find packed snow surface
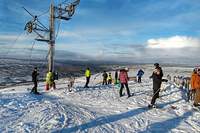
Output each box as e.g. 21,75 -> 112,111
0,67 -> 200,133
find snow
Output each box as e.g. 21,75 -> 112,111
0,67 -> 200,133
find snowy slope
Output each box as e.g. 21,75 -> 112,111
0,68 -> 200,133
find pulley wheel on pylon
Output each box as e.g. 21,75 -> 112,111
25,21 -> 34,33
66,4 -> 75,17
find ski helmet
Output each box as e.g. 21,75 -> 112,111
125,67 -> 129,71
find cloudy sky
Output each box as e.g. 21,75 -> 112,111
0,0 -> 200,64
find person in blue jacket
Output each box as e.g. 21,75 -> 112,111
137,69 -> 144,83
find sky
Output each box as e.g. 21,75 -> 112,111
0,0 -> 200,64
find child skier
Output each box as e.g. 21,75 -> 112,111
137,69 -> 144,83
107,73 -> 112,84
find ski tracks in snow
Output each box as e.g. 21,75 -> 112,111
1,76 -> 200,132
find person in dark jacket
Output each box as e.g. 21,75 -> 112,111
148,63 -> 163,108
115,70 -> 118,84
31,67 -> 39,94
102,71 -> 108,85
137,69 -> 144,83
53,71 -> 58,80
119,68 -> 131,97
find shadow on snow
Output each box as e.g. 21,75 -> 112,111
57,98 -> 183,133
138,111 -> 193,133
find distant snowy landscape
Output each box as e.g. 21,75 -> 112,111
1,64 -> 200,133
0,58 -> 115,88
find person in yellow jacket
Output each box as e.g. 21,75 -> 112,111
84,67 -> 91,88
193,68 -> 200,106
107,73 -> 112,84
45,71 -> 56,91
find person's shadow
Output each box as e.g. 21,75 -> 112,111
55,106 -> 148,133
74,84 -> 112,92
138,111 -> 193,133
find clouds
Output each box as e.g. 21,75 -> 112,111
147,36 -> 200,49
0,0 -> 200,64
88,35 -> 200,64
0,33 -> 37,47
0,34 -> 29,42
143,36 -> 200,63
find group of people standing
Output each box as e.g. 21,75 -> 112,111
82,67 -> 133,97
30,63 -> 162,108
83,67 -> 145,98
30,63 -> 200,108
31,67 -> 58,95
102,71 -> 113,85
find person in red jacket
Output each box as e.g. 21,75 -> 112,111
119,68 -> 131,97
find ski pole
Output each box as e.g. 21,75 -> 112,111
151,88 -> 161,98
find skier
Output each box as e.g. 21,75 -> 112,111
148,63 -> 163,108
192,68 -> 200,107
114,70 -> 119,84
137,69 -> 144,83
53,71 -> 58,80
107,72 -> 112,84
31,67 -> 39,94
45,70 -> 56,91
190,68 -> 198,101
173,76 -> 177,83
167,74 -> 171,81
102,71 -> 108,85
84,67 -> 91,88
119,68 -> 131,97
